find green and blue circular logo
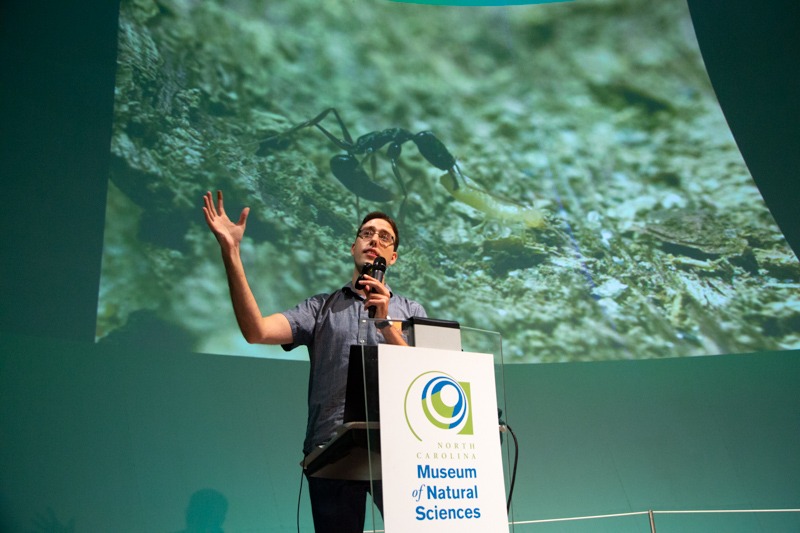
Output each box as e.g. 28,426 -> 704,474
405,371 -> 473,441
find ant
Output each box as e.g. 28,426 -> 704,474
258,108 -> 455,207
259,108 -> 545,228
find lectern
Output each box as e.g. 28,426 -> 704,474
303,319 -> 510,532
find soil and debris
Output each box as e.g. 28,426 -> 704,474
97,0 -> 800,362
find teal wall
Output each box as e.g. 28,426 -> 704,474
2,335 -> 798,531
1,334 -> 308,532
504,351 -> 800,531
1,0 -> 799,531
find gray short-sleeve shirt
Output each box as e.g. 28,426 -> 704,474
281,282 -> 426,455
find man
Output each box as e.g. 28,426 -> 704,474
202,190 -> 426,532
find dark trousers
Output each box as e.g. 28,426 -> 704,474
306,476 -> 384,533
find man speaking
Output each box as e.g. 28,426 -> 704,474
203,190 -> 426,532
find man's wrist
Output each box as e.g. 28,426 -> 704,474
376,315 -> 392,329
221,241 -> 242,260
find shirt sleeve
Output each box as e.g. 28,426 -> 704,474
280,293 -> 328,351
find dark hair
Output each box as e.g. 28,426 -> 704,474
358,211 -> 400,250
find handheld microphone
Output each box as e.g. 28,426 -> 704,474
371,257 -> 386,283
368,256 -> 387,318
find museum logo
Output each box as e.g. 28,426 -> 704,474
405,371 -> 473,441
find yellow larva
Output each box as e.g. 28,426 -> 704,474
440,169 -> 545,228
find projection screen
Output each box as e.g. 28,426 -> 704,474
97,0 -> 800,362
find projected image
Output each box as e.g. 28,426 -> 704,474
97,0 -> 800,362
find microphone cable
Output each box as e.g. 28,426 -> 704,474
500,422 -> 519,513
296,461 -> 305,533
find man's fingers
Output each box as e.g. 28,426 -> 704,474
216,190 -> 226,215
204,190 -> 250,229
203,191 -> 217,217
362,275 -> 387,292
237,207 -> 250,226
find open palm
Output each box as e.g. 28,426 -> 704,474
202,190 -> 249,249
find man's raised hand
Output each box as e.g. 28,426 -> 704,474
202,190 -> 250,250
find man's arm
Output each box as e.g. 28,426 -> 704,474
379,321 -> 407,346
203,190 -> 293,345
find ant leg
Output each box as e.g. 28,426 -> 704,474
312,123 -> 355,152
259,108 -> 356,154
308,106 -> 367,151
387,142 -> 410,221
285,108 -> 354,144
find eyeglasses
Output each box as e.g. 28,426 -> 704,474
357,228 -> 396,247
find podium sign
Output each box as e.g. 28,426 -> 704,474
376,344 -> 509,532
